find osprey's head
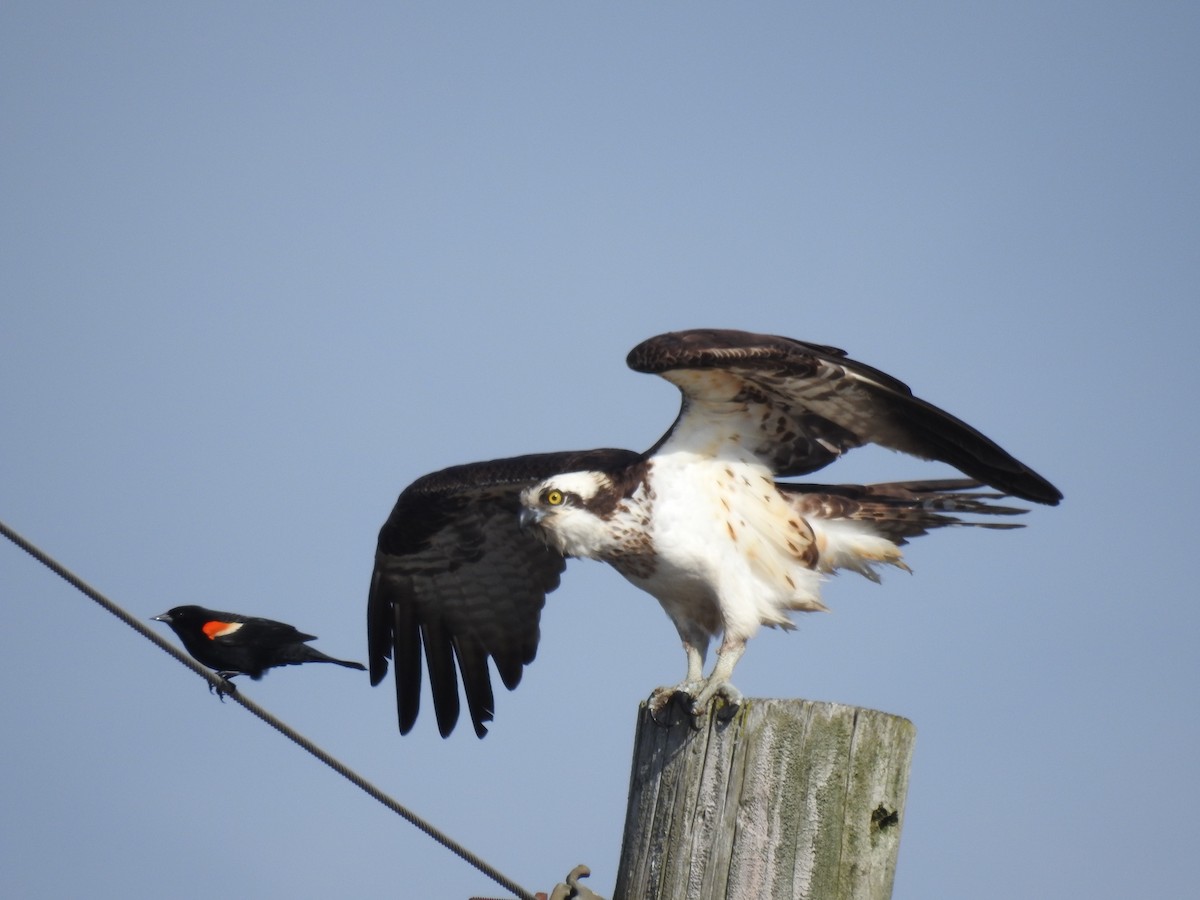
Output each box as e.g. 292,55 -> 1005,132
519,471 -> 616,559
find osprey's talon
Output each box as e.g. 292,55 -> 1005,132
713,693 -> 741,722
648,703 -> 677,727
690,680 -> 743,720
648,682 -> 704,726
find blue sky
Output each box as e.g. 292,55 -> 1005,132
2,3 -> 1197,898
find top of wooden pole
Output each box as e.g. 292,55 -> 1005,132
613,698 -> 916,900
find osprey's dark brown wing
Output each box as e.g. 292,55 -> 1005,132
368,448 -> 642,738
628,329 -> 1062,505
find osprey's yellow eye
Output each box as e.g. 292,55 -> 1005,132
545,489 -> 565,506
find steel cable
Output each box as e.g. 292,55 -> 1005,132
0,518 -> 537,900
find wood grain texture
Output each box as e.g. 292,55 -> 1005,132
613,699 -> 915,900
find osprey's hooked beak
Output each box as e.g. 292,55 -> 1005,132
518,507 -> 545,531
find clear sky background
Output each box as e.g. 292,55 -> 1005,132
2,4 -> 1196,898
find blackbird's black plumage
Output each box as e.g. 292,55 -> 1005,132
154,605 -> 366,683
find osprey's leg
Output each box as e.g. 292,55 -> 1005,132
647,637 -> 708,722
690,636 -> 745,717
681,640 -> 705,684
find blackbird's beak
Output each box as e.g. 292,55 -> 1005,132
152,612 -> 172,623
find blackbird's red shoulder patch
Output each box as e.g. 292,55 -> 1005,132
201,620 -> 242,640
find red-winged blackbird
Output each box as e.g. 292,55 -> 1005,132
153,605 -> 366,688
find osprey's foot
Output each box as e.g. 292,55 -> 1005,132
690,679 -> 743,722
647,681 -> 705,727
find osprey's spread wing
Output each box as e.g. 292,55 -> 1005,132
628,329 -> 1062,505
368,448 -> 641,737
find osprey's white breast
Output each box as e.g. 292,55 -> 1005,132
620,443 -> 826,643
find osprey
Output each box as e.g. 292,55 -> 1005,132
368,329 -> 1061,737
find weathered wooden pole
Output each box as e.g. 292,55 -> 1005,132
612,699 -> 915,900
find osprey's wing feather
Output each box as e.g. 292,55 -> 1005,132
368,448 -> 642,738
779,478 -> 1028,545
628,329 -> 1062,505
